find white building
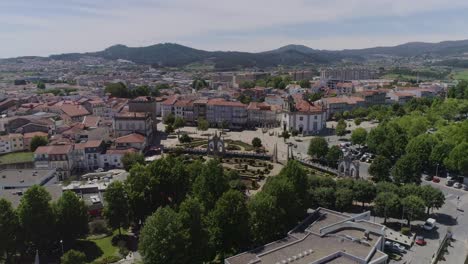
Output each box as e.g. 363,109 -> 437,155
281,95 -> 326,135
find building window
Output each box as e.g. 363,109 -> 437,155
299,117 -> 303,121
314,115 -> 318,120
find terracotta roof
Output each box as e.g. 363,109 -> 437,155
393,92 -> 415,97
106,147 -> 139,155
35,144 -> 73,155
24,131 -> 48,139
247,102 -> 273,111
174,99 -> 193,107
82,115 -> 101,128
61,104 -> 90,117
162,95 -> 178,106
75,140 -> 103,150
115,133 -> 146,144
292,95 -> 324,113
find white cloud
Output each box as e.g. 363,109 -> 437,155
1,0 -> 468,57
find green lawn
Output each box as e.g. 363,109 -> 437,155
0,152 -> 34,165
75,230 -> 126,263
451,69 -> 468,81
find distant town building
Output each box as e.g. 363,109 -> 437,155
113,112 -> 153,138
321,68 -> 377,81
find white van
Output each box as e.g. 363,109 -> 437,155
423,218 -> 436,230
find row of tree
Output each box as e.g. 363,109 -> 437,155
0,188 -> 88,262
104,82 -> 168,98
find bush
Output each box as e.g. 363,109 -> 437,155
401,227 -> 411,235
89,220 -> 110,235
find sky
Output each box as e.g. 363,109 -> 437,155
1,0 -> 468,58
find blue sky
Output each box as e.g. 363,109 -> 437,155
1,0 -> 468,58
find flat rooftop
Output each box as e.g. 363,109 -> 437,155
226,208 -> 387,264
0,168 -> 56,188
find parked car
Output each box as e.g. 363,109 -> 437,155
462,184 -> 468,191
385,241 -> 406,253
424,174 -> 432,181
94,168 -> 104,173
415,236 -> 426,246
432,177 -> 440,183
446,180 -> 455,187
454,182 -> 462,189
447,175 -> 454,181
422,218 -> 436,231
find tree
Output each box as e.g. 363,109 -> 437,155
335,188 -> 354,212
163,113 -> 175,125
61,250 -> 86,264
192,78 -> 208,90
325,145 -> 343,168
251,137 -> 262,149
376,181 -> 398,194
0,199 -> 19,262
173,117 -> 185,130
121,152 -> 145,171
105,82 -> 129,98
248,192 -> 283,245
179,134 -> 192,144
139,207 -> 187,264
192,159 -> 229,211
351,128 -> 367,146
353,180 -> 376,208
279,160 -> 309,208
17,185 -> 56,252
132,85 -> 150,97
313,187 -> 336,209
401,195 -> 425,226
30,136 -> 48,152
336,119 -> 347,136
221,120 -> 230,130
165,124 -> 175,134
419,185 -> 445,214
126,164 -> 153,224
55,191 -> 89,243
444,142 -> 468,176
405,134 -> 437,168
354,118 -> 362,126
104,181 -> 130,235
197,118 -> 209,131
374,192 -> 400,224
36,81 -> 46,89
369,156 -> 392,182
336,178 -> 355,190
392,153 -> 423,184
299,79 -> 310,88
178,197 -> 208,263
208,190 -> 249,256
308,137 -> 329,159
262,176 -> 300,231
281,130 -> 290,142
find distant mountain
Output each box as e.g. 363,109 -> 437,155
47,39 -> 468,69
340,39 -> 468,57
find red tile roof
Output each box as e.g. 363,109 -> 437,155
24,131 -> 48,139
61,104 -> 90,117
207,99 -> 246,107
35,144 -> 73,155
115,133 -> 146,144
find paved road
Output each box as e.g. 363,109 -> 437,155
402,178 -> 468,264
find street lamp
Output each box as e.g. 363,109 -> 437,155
60,240 -> 64,255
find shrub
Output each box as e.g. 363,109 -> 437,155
89,220 -> 110,235
401,227 -> 411,236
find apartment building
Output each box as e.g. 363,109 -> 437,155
115,133 -> 146,150
246,102 -> 279,127
113,112 -> 153,137
0,133 -> 24,154
128,96 -> 158,119
73,140 -> 104,171
173,99 -> 195,124
206,99 -> 247,128
319,96 -> 366,119
321,68 -> 376,81
34,144 -> 74,179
